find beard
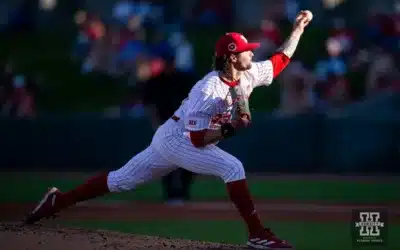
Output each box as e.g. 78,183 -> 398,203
245,62 -> 252,70
234,62 -> 252,71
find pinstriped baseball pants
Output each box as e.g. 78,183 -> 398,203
107,118 -> 245,192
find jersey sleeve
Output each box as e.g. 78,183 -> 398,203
249,52 -> 291,88
184,90 -> 215,131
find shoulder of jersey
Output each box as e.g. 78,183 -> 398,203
196,71 -> 221,95
243,62 -> 260,82
245,63 -> 257,76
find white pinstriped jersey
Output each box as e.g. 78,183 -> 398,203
173,60 -> 275,131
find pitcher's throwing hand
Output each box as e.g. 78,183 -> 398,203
294,10 -> 313,32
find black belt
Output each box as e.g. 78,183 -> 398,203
171,115 -> 180,122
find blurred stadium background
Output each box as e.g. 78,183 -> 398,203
0,1 -> 399,249
0,0 -> 398,171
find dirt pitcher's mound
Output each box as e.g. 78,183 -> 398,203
0,223 -> 247,250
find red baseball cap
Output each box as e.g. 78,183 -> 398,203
215,32 -> 260,57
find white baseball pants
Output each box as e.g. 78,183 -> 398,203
107,118 -> 245,192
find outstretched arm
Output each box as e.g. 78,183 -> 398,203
251,10 -> 313,86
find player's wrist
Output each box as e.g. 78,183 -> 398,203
220,123 -> 236,138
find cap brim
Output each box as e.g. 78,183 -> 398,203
242,42 -> 260,52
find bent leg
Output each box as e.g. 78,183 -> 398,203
158,133 -> 246,182
157,134 -> 265,237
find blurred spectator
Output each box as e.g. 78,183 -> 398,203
315,38 -> 347,82
72,10 -> 92,60
278,61 -> 318,116
315,37 -> 349,108
134,56 -> 165,84
114,28 -> 147,76
349,48 -> 371,70
148,29 -> 173,59
127,15 -> 143,32
324,74 -> 350,111
284,0 -> 299,22
323,0 -> 345,9
39,0 -> 58,11
366,50 -> 398,96
141,52 -> 196,204
113,0 -> 135,25
65,1 -> 397,120
194,0 -> 232,25
141,53 -> 195,129
251,19 -> 282,61
140,0 -> 165,27
148,57 -> 166,77
0,61 -> 40,119
4,74 -> 36,118
113,0 -> 163,28
80,15 -> 107,74
72,5 -> 190,90
168,31 -> 194,73
329,18 -> 355,55
366,10 -> 399,51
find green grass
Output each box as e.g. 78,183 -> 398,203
2,173 -> 399,203
63,220 -> 400,250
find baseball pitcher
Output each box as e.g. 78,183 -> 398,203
26,11 -> 312,249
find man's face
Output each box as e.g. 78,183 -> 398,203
231,50 -> 254,71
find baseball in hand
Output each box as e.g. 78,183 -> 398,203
295,10 -> 313,28
303,10 -> 313,22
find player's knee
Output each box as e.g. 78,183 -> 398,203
106,170 -> 137,192
221,159 -> 245,183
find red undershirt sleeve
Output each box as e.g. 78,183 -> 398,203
269,52 -> 291,78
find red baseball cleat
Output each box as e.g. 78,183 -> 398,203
25,187 -> 62,224
247,228 -> 293,249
